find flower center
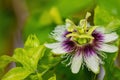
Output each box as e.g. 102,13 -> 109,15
65,12 -> 97,45
66,28 -> 94,45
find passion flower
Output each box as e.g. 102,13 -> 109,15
45,12 -> 118,74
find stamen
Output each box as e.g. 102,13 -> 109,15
85,12 -> 91,19
65,19 -> 76,32
77,27 -> 84,34
80,19 -> 87,32
66,33 -> 94,39
87,26 -> 98,35
79,12 -> 91,32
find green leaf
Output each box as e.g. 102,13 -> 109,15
103,52 -> 118,80
38,50 -> 61,73
30,45 -> 45,70
2,35 -> 46,80
25,34 -> 40,48
94,6 -> 120,33
13,35 -> 45,71
25,73 -> 43,80
97,0 -> 120,18
2,67 -> 31,80
13,48 -> 31,70
94,6 -> 115,26
113,67 -> 120,80
24,35 -> 45,70
48,74 -> 56,80
0,55 -> 15,70
0,55 -> 15,77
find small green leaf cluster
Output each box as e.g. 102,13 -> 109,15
0,35 -> 57,80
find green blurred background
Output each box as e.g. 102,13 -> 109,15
0,0 -> 95,56
0,0 -> 120,80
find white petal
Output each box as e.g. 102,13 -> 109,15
71,53 -> 83,74
95,27 -> 105,33
52,46 -> 67,54
45,43 -> 67,54
104,32 -> 118,43
44,43 -> 60,49
52,25 -> 67,41
84,54 -> 100,74
99,44 -> 118,53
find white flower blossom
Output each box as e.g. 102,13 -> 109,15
45,12 -> 118,74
